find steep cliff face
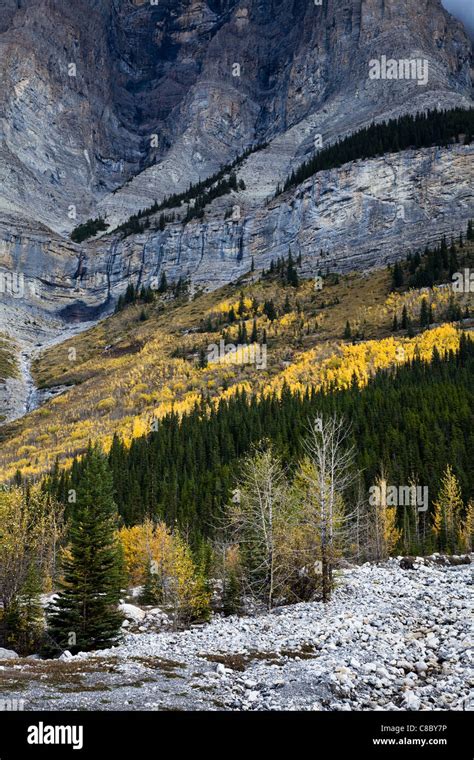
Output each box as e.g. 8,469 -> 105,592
0,0 -> 471,233
0,0 -> 472,336
0,144 -> 471,329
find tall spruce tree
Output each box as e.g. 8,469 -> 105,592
47,445 -> 123,653
392,261 -> 404,289
401,305 -> 408,329
419,297 -> 429,328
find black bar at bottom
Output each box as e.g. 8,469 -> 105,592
0,710 -> 470,758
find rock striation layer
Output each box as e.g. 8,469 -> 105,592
0,145 -> 472,324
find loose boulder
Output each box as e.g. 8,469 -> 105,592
0,648 -> 19,660
119,603 -> 146,623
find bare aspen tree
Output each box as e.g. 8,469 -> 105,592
211,519 -> 236,612
344,478 -> 373,563
229,443 -> 292,610
368,472 -> 401,561
297,415 -> 356,602
371,473 -> 387,561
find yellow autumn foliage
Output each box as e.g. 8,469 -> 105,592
265,323 -> 463,397
117,520 -> 210,622
0,253 -> 471,484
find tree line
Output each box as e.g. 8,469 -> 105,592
278,108 -> 474,195
71,216 -> 109,243
2,338 -> 472,656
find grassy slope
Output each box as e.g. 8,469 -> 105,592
0,336 -> 17,383
0,241 -> 472,480
0,336 -> 18,424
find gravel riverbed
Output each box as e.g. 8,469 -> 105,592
1,559 -> 472,711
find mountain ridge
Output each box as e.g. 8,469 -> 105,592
0,0 -> 471,234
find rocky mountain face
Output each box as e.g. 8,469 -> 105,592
0,0 -> 471,229
1,144 -> 471,325
0,0 -> 472,333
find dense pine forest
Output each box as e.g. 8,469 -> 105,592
392,222 -> 474,290
279,108 -> 474,194
44,335 -> 474,549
